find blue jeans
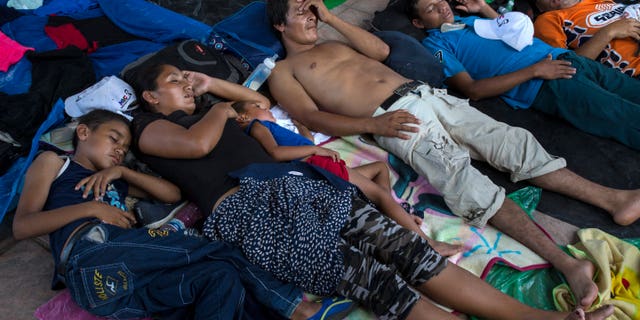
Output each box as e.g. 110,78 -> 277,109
64,224 -> 301,320
374,30 -> 444,88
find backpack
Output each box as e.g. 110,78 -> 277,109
207,1 -> 284,70
121,39 -> 249,85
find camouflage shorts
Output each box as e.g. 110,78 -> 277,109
336,196 -> 447,320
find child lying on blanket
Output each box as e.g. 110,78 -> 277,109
12,109 -> 349,320
232,100 -> 462,256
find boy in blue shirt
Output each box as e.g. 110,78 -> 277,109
12,109 -> 348,320
406,0 -> 640,150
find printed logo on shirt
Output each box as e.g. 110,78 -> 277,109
586,4 -> 625,27
434,50 -> 444,63
597,44 -> 637,76
562,19 -> 591,47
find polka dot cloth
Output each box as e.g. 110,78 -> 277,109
203,176 -> 356,295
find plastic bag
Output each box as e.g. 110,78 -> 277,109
507,186 -> 542,218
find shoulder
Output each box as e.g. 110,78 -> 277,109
28,151 -> 66,179
34,151 -> 65,167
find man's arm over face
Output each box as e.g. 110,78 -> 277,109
296,0 -> 390,61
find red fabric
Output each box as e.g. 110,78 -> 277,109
305,155 -> 350,181
45,24 -> 97,53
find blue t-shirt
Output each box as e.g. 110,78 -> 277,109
245,119 -> 314,147
422,16 -> 568,109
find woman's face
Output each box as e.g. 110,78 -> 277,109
146,65 -> 196,115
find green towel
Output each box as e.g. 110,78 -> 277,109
325,0 -> 346,9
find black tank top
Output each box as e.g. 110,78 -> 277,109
131,110 -> 273,213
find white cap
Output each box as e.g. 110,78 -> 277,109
473,12 -> 534,51
64,75 -> 137,121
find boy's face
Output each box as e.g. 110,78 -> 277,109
274,0 -> 319,45
241,102 -> 276,122
411,0 -> 454,30
145,65 -> 196,115
78,120 -> 131,171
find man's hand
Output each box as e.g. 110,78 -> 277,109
295,0 -> 334,23
370,110 -> 420,139
183,70 -> 213,96
455,0 -> 490,14
90,202 -> 136,229
76,167 -> 125,200
601,18 -> 640,41
531,54 -> 576,80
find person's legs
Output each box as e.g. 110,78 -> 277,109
65,224 -> 304,319
373,88 -> 599,309
373,86 -> 507,228
339,197 -> 614,320
487,198 -> 599,309
411,261 -> 615,320
528,167 -> 640,225
351,161 -> 391,192
346,168 -> 462,256
532,52 -> 640,150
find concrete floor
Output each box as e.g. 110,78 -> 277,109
0,0 -> 582,319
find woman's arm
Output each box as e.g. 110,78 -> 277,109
139,73 -> 269,159
185,70 -> 271,106
13,152 -> 135,240
138,102 -> 238,159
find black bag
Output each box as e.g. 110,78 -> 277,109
121,39 -> 249,85
371,0 -> 426,41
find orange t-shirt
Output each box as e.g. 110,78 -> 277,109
534,0 -> 640,77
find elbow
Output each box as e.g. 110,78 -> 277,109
12,222 -> 30,241
165,187 -> 182,204
376,43 -> 391,62
189,139 -> 216,158
465,89 -> 485,101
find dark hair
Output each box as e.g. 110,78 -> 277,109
131,63 -> 171,112
266,0 -> 289,32
404,0 -> 422,21
72,109 -> 130,149
231,101 -> 250,114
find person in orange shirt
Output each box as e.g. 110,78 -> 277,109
533,0 -> 640,77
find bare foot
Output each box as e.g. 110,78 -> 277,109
562,259 -> 599,310
563,305 -> 614,320
611,190 -> 640,226
427,238 -> 464,257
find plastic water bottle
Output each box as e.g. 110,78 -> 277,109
242,54 -> 278,90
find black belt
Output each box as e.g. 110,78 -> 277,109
380,80 -> 424,110
57,221 -> 100,277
